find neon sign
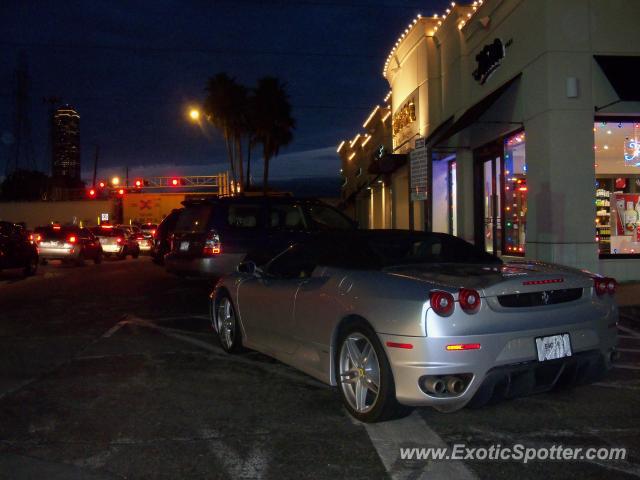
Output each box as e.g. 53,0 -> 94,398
624,138 -> 640,166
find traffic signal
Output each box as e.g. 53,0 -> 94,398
134,179 -> 143,188
117,188 -> 125,196
98,181 -> 106,188
88,188 -> 96,198
171,178 -> 179,186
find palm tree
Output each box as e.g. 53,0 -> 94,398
251,77 -> 295,194
203,73 -> 248,191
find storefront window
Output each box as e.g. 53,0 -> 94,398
503,132 -> 527,255
594,120 -> 640,255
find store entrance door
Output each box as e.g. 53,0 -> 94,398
475,145 -> 503,255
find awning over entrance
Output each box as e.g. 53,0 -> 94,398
428,73 -> 522,148
367,153 -> 407,175
594,55 -> 640,101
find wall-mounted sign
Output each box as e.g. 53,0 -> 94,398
101,213 -> 109,222
410,138 -> 428,201
472,38 -> 506,85
392,100 -> 416,135
624,138 -> 640,166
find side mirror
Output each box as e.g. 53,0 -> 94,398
237,260 -> 261,276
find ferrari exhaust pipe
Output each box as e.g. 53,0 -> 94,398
445,376 -> 465,395
423,377 -> 446,395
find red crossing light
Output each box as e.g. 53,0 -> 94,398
134,179 -> 143,188
98,181 -> 106,188
171,178 -> 179,186
118,188 -> 125,196
88,188 -> 96,197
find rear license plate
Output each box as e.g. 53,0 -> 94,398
535,333 -> 572,362
179,241 -> 189,252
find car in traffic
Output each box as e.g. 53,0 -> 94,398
210,230 -> 618,422
166,197 -> 356,277
0,221 -> 39,277
134,223 -> 157,253
151,210 -> 181,265
117,224 -> 153,253
36,225 -> 103,266
90,225 -> 140,259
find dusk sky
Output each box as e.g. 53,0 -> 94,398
1,0 -> 449,182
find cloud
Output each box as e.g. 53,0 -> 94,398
82,146 -> 341,182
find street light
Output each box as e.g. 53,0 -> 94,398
111,176 -> 120,186
189,108 -> 200,121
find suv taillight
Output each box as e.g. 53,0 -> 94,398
430,290 -> 455,317
203,230 -> 221,256
459,288 -> 481,314
594,277 -> 616,296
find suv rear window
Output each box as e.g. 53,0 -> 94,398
175,205 -> 213,233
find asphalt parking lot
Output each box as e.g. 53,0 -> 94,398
1,257 -> 639,479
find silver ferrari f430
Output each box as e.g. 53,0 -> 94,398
210,230 -> 618,422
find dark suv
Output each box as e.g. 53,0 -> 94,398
165,197 -> 355,277
0,221 -> 39,277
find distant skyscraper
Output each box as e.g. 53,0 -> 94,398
52,105 -> 80,179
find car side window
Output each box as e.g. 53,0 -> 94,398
227,204 -> 263,229
305,204 -> 354,231
269,204 -> 308,231
266,245 -> 317,279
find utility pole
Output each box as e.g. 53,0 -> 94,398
43,95 -> 61,176
92,144 -> 99,187
8,52 -> 36,175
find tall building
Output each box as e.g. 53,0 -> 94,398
52,105 -> 80,180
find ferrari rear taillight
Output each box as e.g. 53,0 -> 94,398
459,288 -> 481,314
594,277 -> 616,296
430,291 -> 454,317
203,230 -> 221,256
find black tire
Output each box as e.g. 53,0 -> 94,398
213,292 -> 245,354
118,248 -> 127,260
132,247 -> 140,259
94,251 -> 103,264
335,321 -> 412,423
104,253 -> 111,259
75,250 -> 85,267
23,255 -> 38,277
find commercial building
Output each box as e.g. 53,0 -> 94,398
340,0 -> 640,280
52,105 -> 81,180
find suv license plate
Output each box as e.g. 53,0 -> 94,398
535,333 -> 572,362
179,241 -> 189,252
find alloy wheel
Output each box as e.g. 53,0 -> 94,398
338,332 -> 381,413
217,297 -> 235,350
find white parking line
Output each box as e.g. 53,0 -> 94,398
363,411 -> 477,480
618,325 -> 640,338
613,363 -> 640,371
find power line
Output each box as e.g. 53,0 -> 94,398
0,41 -> 382,60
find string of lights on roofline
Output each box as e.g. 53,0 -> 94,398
336,91 -> 392,154
383,1 -> 484,77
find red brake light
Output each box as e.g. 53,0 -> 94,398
116,237 -> 123,244
459,288 -> 481,314
67,235 -> 76,243
594,277 -> 616,296
52,225 -> 61,230
150,229 -> 156,236
446,343 -> 481,351
430,291 -> 454,317
203,230 -> 221,256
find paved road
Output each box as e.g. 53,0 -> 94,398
0,258 -> 639,479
